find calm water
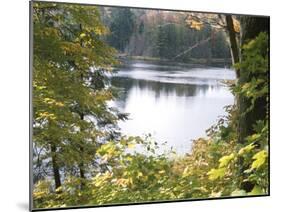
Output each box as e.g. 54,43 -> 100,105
110,60 -> 236,154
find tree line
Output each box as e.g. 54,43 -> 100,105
100,7 -> 231,63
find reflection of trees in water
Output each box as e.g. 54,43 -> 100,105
119,60 -> 230,71
111,77 -> 219,108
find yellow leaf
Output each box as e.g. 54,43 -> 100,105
207,168 -> 226,180
137,171 -> 143,178
80,33 -> 86,38
190,20 -> 204,30
233,18 -> 240,33
251,150 -> 267,169
55,101 -> 64,107
238,143 -> 256,155
127,143 -> 136,149
55,186 -> 62,192
219,153 -> 235,168
182,166 -> 189,177
33,191 -> 46,199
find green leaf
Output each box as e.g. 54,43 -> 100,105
248,185 -> 263,195
246,134 -> 261,143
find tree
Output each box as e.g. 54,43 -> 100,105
225,15 -> 240,76
186,14 -> 269,145
107,8 -> 135,52
211,31 -> 230,59
157,25 -> 169,58
32,2 -> 125,190
237,17 -> 269,144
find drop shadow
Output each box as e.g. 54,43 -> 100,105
16,202 -> 29,211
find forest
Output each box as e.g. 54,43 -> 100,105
32,2 -> 269,209
100,6 -> 231,64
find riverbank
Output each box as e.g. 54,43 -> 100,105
117,54 -> 232,67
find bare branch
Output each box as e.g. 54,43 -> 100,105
173,37 -> 211,59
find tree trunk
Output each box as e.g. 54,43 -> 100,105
79,163 -> 85,179
237,16 -> 269,144
79,112 -> 86,189
225,15 -> 240,77
79,158 -> 85,189
50,143 -> 61,189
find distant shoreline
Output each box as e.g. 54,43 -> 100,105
117,54 -> 233,68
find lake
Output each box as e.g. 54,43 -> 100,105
110,60 -> 236,154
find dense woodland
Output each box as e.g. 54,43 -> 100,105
100,7 -> 231,63
32,2 -> 269,209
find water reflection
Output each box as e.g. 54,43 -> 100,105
112,77 -> 218,107
110,60 -> 235,154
